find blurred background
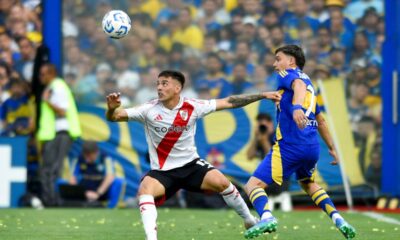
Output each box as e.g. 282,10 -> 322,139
0,0 -> 399,212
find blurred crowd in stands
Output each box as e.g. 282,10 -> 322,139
0,0 -> 384,195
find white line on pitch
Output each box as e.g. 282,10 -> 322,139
361,212 -> 400,225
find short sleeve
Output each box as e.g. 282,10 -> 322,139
277,70 -> 298,90
125,101 -> 154,122
49,86 -> 69,110
104,157 -> 115,176
188,98 -> 216,118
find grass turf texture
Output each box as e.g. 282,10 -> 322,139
0,209 -> 398,240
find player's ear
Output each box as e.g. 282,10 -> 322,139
175,82 -> 182,92
290,56 -> 296,66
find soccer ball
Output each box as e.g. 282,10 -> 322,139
102,10 -> 131,39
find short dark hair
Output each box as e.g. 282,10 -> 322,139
256,113 -> 272,122
41,63 -> 58,76
275,45 -> 306,70
82,140 -> 99,154
158,70 -> 185,87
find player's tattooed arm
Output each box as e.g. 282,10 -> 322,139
216,92 -> 281,110
228,93 -> 265,108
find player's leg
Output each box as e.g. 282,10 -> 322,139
299,180 -> 356,239
243,176 -> 277,238
295,143 -> 356,239
244,177 -> 273,221
200,168 -> 258,229
137,176 -> 166,240
243,142 -> 297,238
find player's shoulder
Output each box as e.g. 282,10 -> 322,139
277,68 -> 298,79
142,99 -> 160,107
183,97 -> 211,106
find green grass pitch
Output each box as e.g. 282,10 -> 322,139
0,209 -> 399,239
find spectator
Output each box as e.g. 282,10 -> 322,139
15,37 -> 35,82
284,0 -> 320,41
195,53 -> 232,98
114,53 -> 140,104
135,67 -> 159,104
350,31 -> 373,68
364,60 -> 381,108
0,78 -> 33,136
0,61 -> 11,104
228,40 -> 255,76
344,0 -> 384,22
359,7 -> 380,50
267,24 -> 286,53
37,63 -> 81,206
247,113 -> 275,161
173,6 -> 204,50
270,0 -> 293,23
182,49 -> 205,84
324,7 -> 355,51
230,62 -> 253,94
316,27 -> 333,64
347,83 -> 370,131
68,140 -> 125,208
309,0 -> 329,23
196,0 -> 223,33
261,8 -> 280,29
365,144 -> 382,189
138,39 -> 157,72
328,48 -> 349,79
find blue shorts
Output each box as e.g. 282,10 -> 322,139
253,141 -> 319,185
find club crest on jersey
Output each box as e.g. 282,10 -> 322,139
179,110 -> 189,121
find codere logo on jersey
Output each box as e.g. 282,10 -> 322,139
155,125 -> 191,133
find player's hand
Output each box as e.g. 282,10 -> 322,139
85,190 -> 100,201
329,148 -> 339,165
293,109 -> 308,129
263,91 -> 281,103
106,92 -> 121,110
42,88 -> 51,101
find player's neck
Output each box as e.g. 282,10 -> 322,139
162,96 -> 181,110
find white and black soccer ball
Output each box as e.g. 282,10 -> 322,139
102,10 -> 131,39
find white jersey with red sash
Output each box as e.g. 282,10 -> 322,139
125,97 -> 216,171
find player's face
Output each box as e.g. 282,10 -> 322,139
273,51 -> 294,72
156,76 -> 182,102
84,151 -> 98,163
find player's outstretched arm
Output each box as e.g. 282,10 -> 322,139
316,113 -> 339,165
106,92 -> 128,122
215,92 -> 281,111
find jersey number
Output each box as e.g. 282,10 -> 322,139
196,159 -> 213,169
304,85 -> 316,117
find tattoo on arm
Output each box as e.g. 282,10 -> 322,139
227,93 -> 264,108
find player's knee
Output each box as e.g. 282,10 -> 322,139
244,178 -> 266,195
298,180 -> 318,194
137,186 -> 151,196
217,178 -> 231,192
298,180 -> 310,191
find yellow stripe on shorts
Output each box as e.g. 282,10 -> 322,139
271,143 -> 283,185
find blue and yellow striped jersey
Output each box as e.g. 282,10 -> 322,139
275,68 -> 320,145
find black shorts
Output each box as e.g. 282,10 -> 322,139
144,159 -> 215,205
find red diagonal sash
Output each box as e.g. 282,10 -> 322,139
156,102 -> 194,169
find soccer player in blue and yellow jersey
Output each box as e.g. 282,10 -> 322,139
243,45 -> 356,239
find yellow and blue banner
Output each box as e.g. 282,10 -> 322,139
76,96 -> 361,198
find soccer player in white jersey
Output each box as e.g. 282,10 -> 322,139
106,70 -> 281,240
